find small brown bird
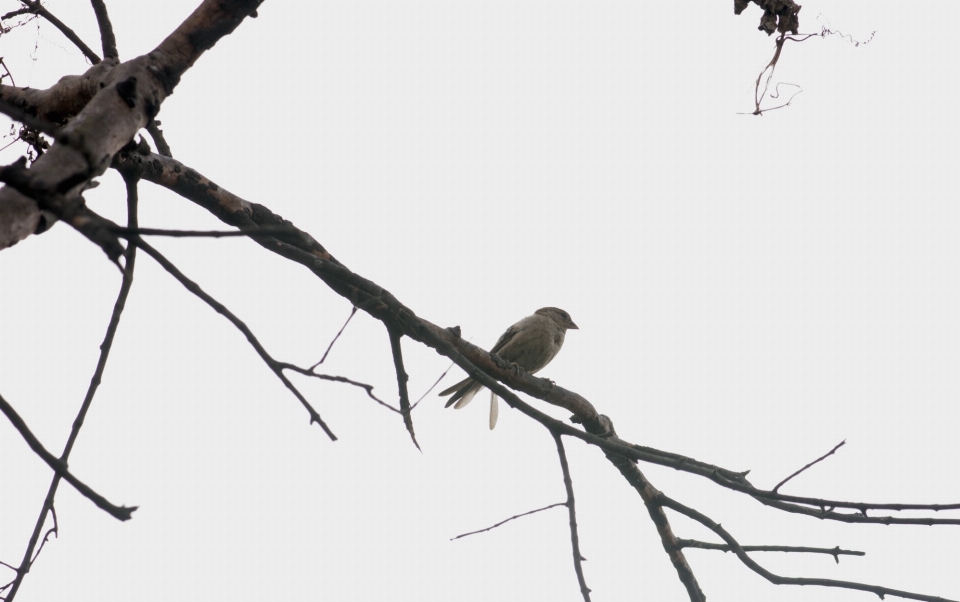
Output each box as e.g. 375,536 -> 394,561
439,307 -> 578,429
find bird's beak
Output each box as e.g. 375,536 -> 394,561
568,321 -> 579,330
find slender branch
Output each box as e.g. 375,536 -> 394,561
552,432 -> 591,602
89,0 -> 118,61
387,326 -> 419,451
660,495 -> 956,602
0,392 -> 136,521
279,363 -> 399,414
130,237 -> 337,441
4,169 -> 141,602
774,440 -> 846,493
19,0 -> 101,64
111,151 -> 960,527
451,503 -> 567,540
310,306 -> 357,370
677,539 -> 865,563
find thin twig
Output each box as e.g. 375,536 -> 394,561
279,363 -> 400,414
310,306 -> 357,370
19,0 -> 101,64
5,171 -> 141,602
89,0 -> 118,60
130,238 -> 337,441
774,440 -> 846,493
388,325 -> 420,451
0,392 -> 136,521
553,432 -> 591,602
451,503 -> 567,540
660,495 -> 957,602
677,539 -> 864,563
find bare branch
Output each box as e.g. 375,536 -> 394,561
19,0 -> 101,64
4,167 -> 141,601
310,306 -> 357,370
89,0 -> 118,61
387,326 -> 420,451
130,237 -> 337,441
0,0 -> 264,253
145,119 -> 172,157
0,392 -> 136,521
677,539 -> 865,563
660,495 -> 956,602
451,503 -> 567,540
774,439 -> 846,493
111,150 -> 960,529
553,433 -> 591,602
279,362 -> 400,414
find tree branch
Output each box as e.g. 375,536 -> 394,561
19,0 -> 101,64
387,325 -> 420,451
553,432 -> 591,602
450,503 -> 567,541
774,439 -> 846,493
89,0 -> 118,61
0,0 -> 264,253
676,539 -> 865,563
4,164 -> 141,601
0,392 -> 137,521
660,495 -> 956,602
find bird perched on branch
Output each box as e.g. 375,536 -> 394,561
439,307 -> 578,429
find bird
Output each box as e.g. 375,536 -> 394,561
439,307 -> 578,429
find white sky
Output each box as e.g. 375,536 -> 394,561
1,1 -> 958,601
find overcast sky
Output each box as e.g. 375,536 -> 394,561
2,1 -> 959,601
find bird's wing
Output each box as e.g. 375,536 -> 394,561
489,321 -> 524,355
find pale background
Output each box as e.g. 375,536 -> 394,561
1,1 -> 958,601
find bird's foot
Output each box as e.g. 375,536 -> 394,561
538,378 -> 556,393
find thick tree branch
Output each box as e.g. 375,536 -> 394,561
0,0 -> 264,253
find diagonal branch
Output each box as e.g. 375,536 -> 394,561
0,0 -> 264,253
89,0 -> 118,61
109,150 -> 960,527
0,392 -> 137,521
552,432 -> 591,602
129,237 -> 336,440
774,439 -> 846,493
4,166 -> 141,601
451,503 -> 567,541
660,495 -> 956,602
387,325 -> 420,451
19,0 -> 101,64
